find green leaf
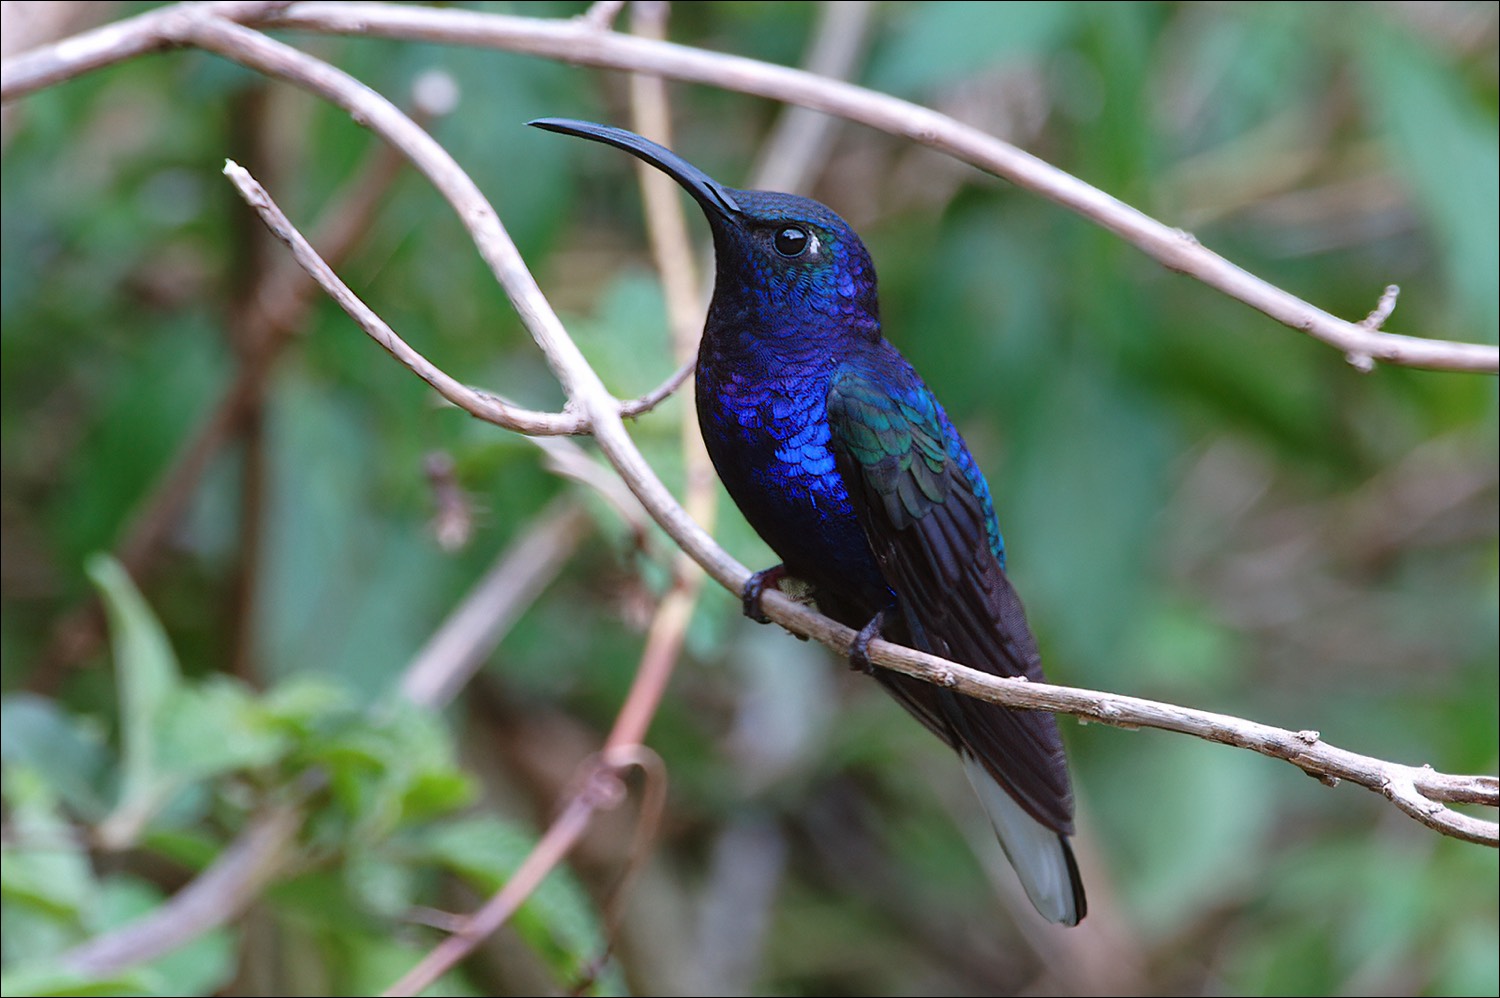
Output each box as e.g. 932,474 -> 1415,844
398,770 -> 474,824
86,554 -> 181,848
343,846 -> 417,919
1,769 -> 97,969
136,825 -> 223,872
419,817 -> 610,984
153,678 -> 289,783
0,694 -> 111,819
0,964 -> 152,998
0,767 -> 96,919
260,677 -> 352,732
293,697 -> 473,841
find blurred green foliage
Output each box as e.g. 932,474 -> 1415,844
2,2 -> 1496,995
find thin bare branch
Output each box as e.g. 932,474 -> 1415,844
385,791 -> 594,997
398,500 -> 591,707
1362,284 -> 1401,330
3,2 -> 1494,371
194,16 -> 693,436
386,538 -> 700,995
619,355 -> 695,419
257,2 -> 1497,374
227,164 -> 583,432
384,750 -> 654,998
748,0 -> 875,194
527,435 -> 656,549
0,0 -> 284,97
572,743 -> 670,995
580,0 -> 627,33
59,791 -> 305,977
391,14 -> 726,986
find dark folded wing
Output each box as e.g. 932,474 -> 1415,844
826,362 -> 1074,834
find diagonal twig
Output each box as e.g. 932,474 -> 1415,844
394,8 -> 732,989
261,2 -> 1498,375
4,2 -> 1494,372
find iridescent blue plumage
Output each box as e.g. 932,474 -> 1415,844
531,118 -> 1085,925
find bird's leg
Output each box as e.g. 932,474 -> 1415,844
848,607 -> 890,675
741,564 -> 789,624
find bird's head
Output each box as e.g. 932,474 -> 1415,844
530,118 -> 881,337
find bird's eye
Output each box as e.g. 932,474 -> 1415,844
773,226 -> 810,257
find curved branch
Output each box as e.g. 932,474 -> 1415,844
199,1 -> 1494,844
219,9 -> 1498,847
394,9 -> 863,987
262,2 -> 1495,374
619,355 -> 695,420
4,3 -> 1494,372
0,0 -> 284,97
1,5 -> 692,439
397,500 -> 591,707
57,794 -> 305,977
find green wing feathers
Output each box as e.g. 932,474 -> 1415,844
826,364 -> 1075,833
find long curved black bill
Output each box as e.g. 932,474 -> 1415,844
528,117 -> 741,218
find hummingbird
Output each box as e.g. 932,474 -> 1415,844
531,118 -> 1085,925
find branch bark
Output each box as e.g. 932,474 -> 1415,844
3,2 -> 1495,371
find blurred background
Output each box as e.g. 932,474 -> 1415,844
2,2 -> 1496,995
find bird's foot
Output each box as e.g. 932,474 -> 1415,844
849,609 -> 888,675
741,565 -> 788,624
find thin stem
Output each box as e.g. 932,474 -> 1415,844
748,0 -> 874,195
394,11 -> 728,990
398,500 -> 591,708
258,2 -> 1498,374
5,4 -> 1494,371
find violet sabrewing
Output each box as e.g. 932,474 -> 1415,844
530,118 -> 1086,925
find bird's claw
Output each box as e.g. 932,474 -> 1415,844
741,565 -> 788,624
849,609 -> 888,675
